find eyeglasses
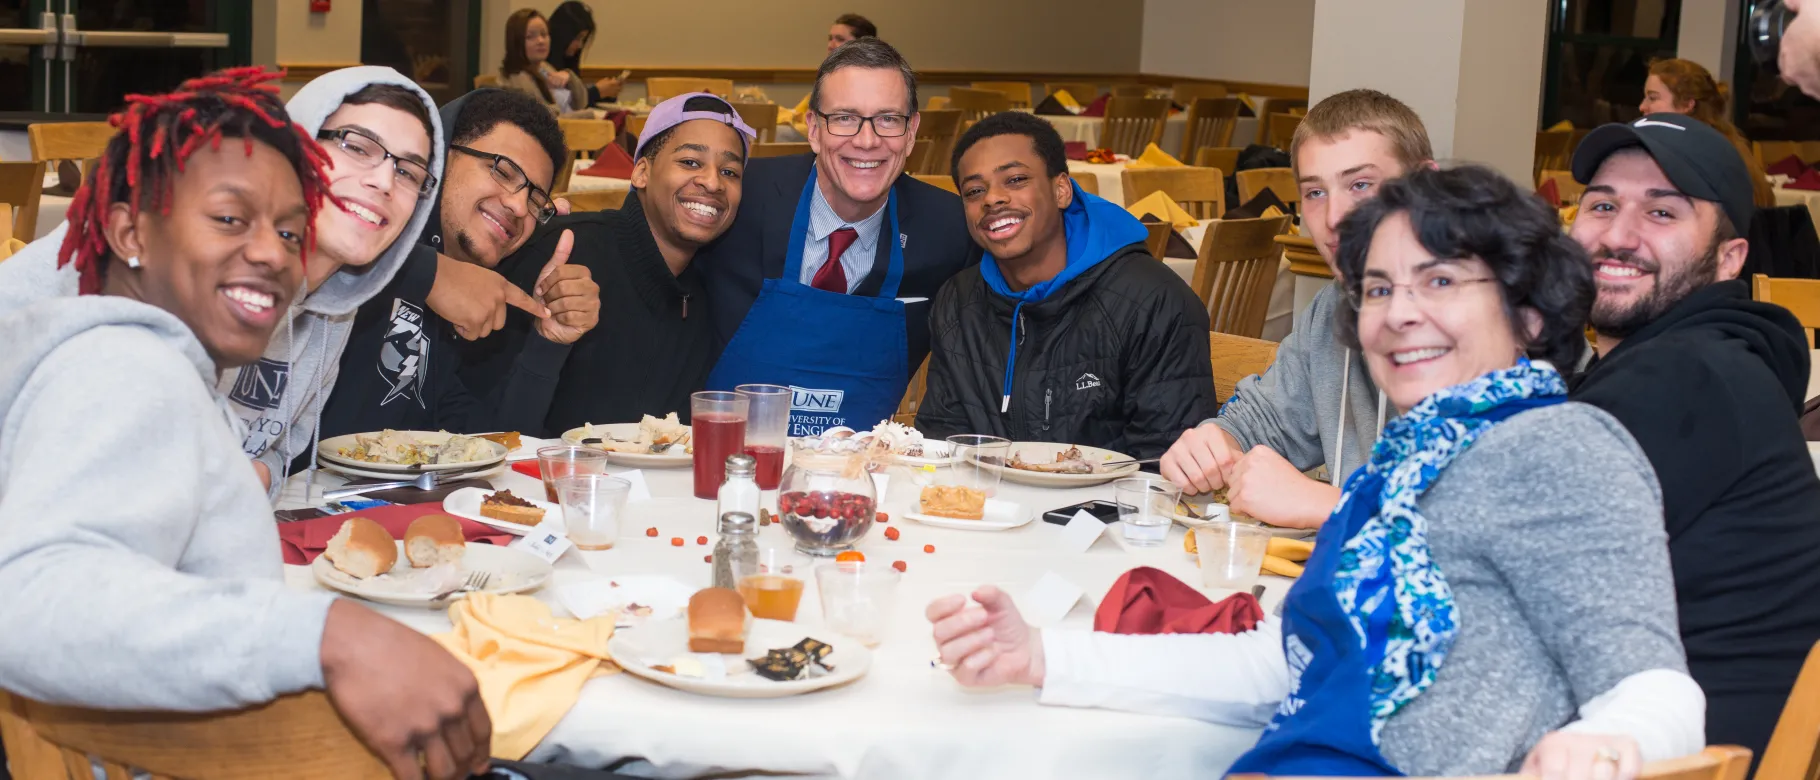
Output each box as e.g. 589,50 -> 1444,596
317,127 -> 437,197
815,111 -> 911,138
1347,273 -> 1498,311
449,144 -> 556,224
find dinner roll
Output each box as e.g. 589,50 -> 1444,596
687,587 -> 748,654
405,514 -> 466,568
325,516 -> 397,579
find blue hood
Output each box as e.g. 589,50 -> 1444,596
981,182 -> 1149,413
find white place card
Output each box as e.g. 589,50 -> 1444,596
510,528 -> 574,564
1059,509 -> 1110,553
1022,571 -> 1087,627
615,469 -> 654,503
870,472 -> 890,502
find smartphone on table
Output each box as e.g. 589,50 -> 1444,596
1042,500 -> 1121,525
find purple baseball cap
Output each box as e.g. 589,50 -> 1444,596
633,92 -> 758,159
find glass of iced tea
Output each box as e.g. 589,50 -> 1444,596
735,546 -> 805,621
536,445 -> 609,503
735,383 -> 791,490
691,391 -> 749,499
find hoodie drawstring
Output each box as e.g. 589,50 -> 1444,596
1331,347 -> 1389,487
1001,301 -> 1026,414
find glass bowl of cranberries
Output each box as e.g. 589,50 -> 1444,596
776,451 -> 878,556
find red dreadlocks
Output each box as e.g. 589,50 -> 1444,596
57,65 -> 338,295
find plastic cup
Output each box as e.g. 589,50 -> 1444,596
736,383 -> 791,490
692,391 -> 749,499
1194,522 -> 1271,590
943,434 -> 1011,498
556,474 -> 630,550
814,561 -> 901,647
736,545 -> 806,621
537,445 -> 609,503
1114,476 -> 1181,547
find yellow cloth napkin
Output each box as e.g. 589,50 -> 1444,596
1053,89 -> 1082,112
0,237 -> 26,264
1127,142 -> 1185,169
431,593 -> 620,760
784,93 -> 811,137
1256,204 -> 1301,236
1547,119 -> 1574,132
1559,203 -> 1578,228
1126,191 -> 1197,229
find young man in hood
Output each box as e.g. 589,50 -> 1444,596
1567,114 -> 1820,762
1158,89 -> 1434,528
316,87 -> 600,443
913,113 -> 1213,458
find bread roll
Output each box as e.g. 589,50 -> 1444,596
405,514 -> 466,568
324,516 -> 397,579
687,587 -> 748,653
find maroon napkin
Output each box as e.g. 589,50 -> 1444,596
1769,154 -> 1810,178
1080,93 -> 1112,118
1536,177 -> 1561,206
1094,566 -> 1263,635
279,502 -> 514,565
1065,141 -> 1089,161
577,143 -> 634,179
1787,168 -> 1820,191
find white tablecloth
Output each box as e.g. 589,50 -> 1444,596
1066,160 -> 1130,205
280,462 -> 1286,779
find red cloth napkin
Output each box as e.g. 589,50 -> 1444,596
1080,93 -> 1112,118
1769,154 -> 1810,178
279,502 -> 514,565
1094,566 -> 1264,635
577,143 -> 634,179
1536,177 -> 1560,206
1065,141 -> 1089,161
512,461 -> 543,479
1788,168 -> 1820,191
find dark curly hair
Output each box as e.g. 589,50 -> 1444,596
1333,164 -> 1594,370
449,88 -> 567,191
950,111 -> 1068,182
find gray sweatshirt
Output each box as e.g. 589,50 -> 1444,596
0,67 -> 445,499
0,296 -> 335,710
1213,281 -> 1384,482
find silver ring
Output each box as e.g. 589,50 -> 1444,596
1595,746 -> 1621,764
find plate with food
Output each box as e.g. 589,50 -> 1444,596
905,486 -> 1031,531
1172,491 -> 1316,539
310,515 -> 553,608
469,432 -> 558,462
317,430 -> 507,474
977,443 -> 1141,488
847,420 -> 955,468
608,588 -> 870,698
441,487 -> 559,535
562,413 -> 692,468
318,460 -> 505,482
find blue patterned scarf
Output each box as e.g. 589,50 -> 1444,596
1330,359 -> 1567,739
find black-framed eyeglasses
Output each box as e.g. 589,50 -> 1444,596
317,127 -> 438,197
814,111 -> 911,138
449,144 -> 556,224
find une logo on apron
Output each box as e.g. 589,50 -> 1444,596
788,385 -> 846,437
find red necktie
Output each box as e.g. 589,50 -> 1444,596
812,227 -> 858,294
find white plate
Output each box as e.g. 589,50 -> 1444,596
317,460 -> 504,482
609,618 -> 870,699
893,440 -> 954,468
1171,502 -> 1316,539
905,498 -> 1032,531
310,541 -> 552,608
505,435 -> 558,462
441,486 -> 560,536
317,431 -> 507,473
979,443 -> 1141,488
561,424 -> 692,468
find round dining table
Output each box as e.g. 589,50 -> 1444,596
280,455 -> 1290,779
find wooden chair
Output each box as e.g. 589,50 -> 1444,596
913,109 -> 963,176
554,118 -> 617,192
646,77 -> 733,101
1755,274 -> 1820,347
1045,82 -> 1100,102
473,73 -> 498,88
1537,169 -> 1585,207
730,102 -> 779,144
1171,82 -> 1228,105
1195,147 -> 1243,181
970,81 -> 1032,110
948,87 -> 1010,124
0,160 -> 45,242
1100,97 -> 1171,159
1757,140 -> 1803,167
1209,332 -> 1279,408
1265,112 -> 1303,151
1181,97 -> 1243,161
1110,84 -> 1151,98
0,690 -> 390,779
555,188 -> 628,212
1141,222 -> 1172,260
1121,166 -> 1226,219
29,121 -> 115,181
1535,129 -> 1575,180
1192,214 -> 1290,338
626,114 -> 649,139
912,174 -> 958,194
1070,173 -> 1100,197
1760,640 -> 1820,780
924,95 -> 951,111
1255,99 -> 1307,144
1237,167 -> 1298,208
750,142 -> 812,159
893,356 -> 931,426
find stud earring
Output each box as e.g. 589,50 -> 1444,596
124,256 -> 140,269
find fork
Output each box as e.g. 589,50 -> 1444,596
429,570 -> 492,605
323,471 -> 442,501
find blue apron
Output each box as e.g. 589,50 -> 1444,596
705,168 -> 910,437
1229,398 -> 1558,777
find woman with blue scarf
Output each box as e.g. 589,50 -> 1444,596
926,166 -> 1704,778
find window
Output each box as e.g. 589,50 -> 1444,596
1542,0 -> 1683,128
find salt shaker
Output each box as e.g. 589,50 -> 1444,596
717,454 -> 760,521
712,511 -> 759,590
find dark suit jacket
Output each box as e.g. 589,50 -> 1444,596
695,154 -> 981,377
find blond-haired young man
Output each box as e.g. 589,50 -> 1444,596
1160,89 -> 1435,528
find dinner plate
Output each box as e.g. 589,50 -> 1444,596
976,443 -> 1141,488
609,618 -> 870,699
310,541 -> 552,608
441,486 -> 561,536
317,460 -> 504,482
317,431 -> 507,474
503,435 -> 558,462
904,498 -> 1032,531
1171,502 -> 1316,539
892,439 -> 954,469
561,424 -> 692,468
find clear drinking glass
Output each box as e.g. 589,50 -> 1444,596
815,561 -> 901,647
735,545 -> 806,621
557,474 -> 631,550
537,445 -> 609,503
1194,522 -> 1271,590
943,434 -> 1011,498
735,383 -> 791,490
1114,476 -> 1181,547
692,391 -> 750,499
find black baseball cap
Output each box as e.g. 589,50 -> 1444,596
1570,113 -> 1756,235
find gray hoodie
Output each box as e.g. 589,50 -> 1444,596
1212,281 -> 1386,483
0,67 -> 444,499
0,296 -> 335,710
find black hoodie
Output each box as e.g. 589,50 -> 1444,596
1570,278 -> 1820,758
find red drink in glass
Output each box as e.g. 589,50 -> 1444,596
743,444 -> 786,490
693,413 -> 748,498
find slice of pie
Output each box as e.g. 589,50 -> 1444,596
918,485 -> 986,520
479,489 -> 545,526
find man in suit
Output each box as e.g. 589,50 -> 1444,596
696,37 -> 978,436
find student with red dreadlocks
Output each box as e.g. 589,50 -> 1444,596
0,67 -> 492,779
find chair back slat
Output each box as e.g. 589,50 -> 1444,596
1100,97 -> 1170,159
1182,97 -> 1242,160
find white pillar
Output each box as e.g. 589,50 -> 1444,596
1678,0 -> 1741,82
